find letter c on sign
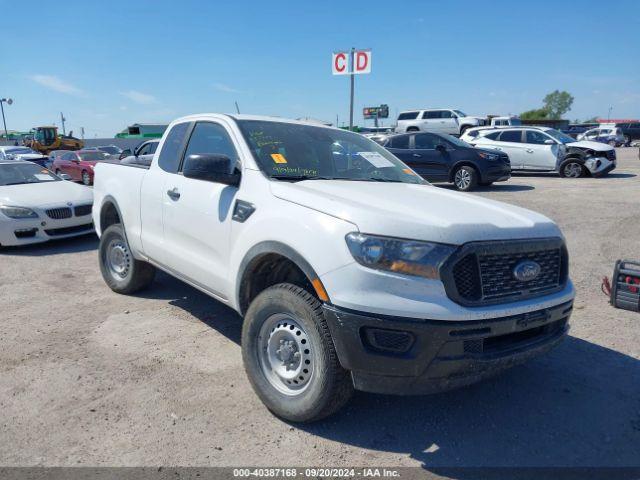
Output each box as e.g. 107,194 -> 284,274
334,53 -> 347,74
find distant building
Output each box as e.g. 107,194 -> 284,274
115,123 -> 168,139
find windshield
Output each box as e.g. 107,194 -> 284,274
545,129 -> 576,144
98,146 -> 122,155
237,120 -> 426,184
78,151 -> 111,161
453,110 -> 467,118
0,163 -> 59,186
443,134 -> 470,148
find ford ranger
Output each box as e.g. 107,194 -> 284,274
93,114 -> 575,422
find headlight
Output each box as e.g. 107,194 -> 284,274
477,152 -> 499,161
0,206 -> 38,219
345,233 -> 456,279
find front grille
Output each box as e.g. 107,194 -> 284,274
74,204 -> 92,216
443,239 -> 568,306
605,150 -> 616,161
44,223 -> 93,237
46,207 -> 72,219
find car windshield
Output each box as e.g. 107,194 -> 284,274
78,151 -> 111,161
545,129 -> 577,144
237,120 -> 426,184
443,134 -> 470,148
98,146 -> 122,154
0,163 -> 59,186
453,110 -> 467,118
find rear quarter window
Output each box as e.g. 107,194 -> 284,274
397,112 -> 419,121
157,122 -> 191,173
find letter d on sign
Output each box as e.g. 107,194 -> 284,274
354,50 -> 371,74
332,52 -> 349,75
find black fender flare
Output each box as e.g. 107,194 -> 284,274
98,195 -> 125,235
236,241 -> 321,314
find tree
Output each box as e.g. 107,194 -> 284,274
542,90 -> 574,119
520,108 -> 550,120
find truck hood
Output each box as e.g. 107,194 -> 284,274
0,180 -> 93,208
567,140 -> 613,151
270,181 -> 560,245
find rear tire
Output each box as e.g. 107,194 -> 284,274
242,283 -> 353,423
99,224 -> 155,294
453,165 -> 478,191
608,140 -> 617,147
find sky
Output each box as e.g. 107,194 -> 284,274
1,0 -> 639,138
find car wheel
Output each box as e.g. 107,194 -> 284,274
99,224 -> 156,294
55,169 -> 61,175
242,283 -> 353,423
608,140 -> 617,147
560,160 -> 585,178
407,127 -> 419,132
81,170 -> 92,186
624,135 -> 630,146
453,165 -> 478,191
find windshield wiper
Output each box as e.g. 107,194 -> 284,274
3,181 -> 29,186
271,175 -> 349,182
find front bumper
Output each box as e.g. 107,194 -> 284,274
586,156 -> 616,177
0,212 -> 95,246
323,300 -> 572,395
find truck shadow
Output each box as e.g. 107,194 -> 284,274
135,274 -> 640,472
437,184 -> 535,192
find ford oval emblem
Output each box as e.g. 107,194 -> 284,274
513,260 -> 541,282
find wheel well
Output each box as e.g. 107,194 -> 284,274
407,127 -> 419,132
238,253 -> 315,314
100,201 -> 121,232
450,162 -> 479,182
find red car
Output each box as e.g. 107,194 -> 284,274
52,150 -> 118,185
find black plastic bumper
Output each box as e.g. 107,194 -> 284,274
482,165 -> 511,183
323,301 -> 572,395
591,161 -> 616,177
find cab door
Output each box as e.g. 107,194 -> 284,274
409,133 -> 450,180
491,130 -> 527,169
160,120 -> 240,300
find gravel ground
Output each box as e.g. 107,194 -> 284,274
1,148 -> 639,474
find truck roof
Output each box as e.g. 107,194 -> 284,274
173,113 -> 336,129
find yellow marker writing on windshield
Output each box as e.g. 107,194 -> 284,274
271,153 -> 288,164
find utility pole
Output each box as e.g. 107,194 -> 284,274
349,47 -> 355,131
0,98 -> 13,140
234,101 -> 241,114
607,106 -> 613,122
60,112 -> 66,135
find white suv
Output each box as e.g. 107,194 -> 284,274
466,126 -> 616,177
395,109 -> 482,136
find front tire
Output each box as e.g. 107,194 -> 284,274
99,224 -> 155,294
559,160 -> 585,178
453,165 -> 478,191
81,170 -> 92,186
242,283 -> 353,423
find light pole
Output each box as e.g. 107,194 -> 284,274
607,106 -> 613,122
0,98 -> 13,140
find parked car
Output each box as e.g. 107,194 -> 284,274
561,124 -> 596,139
47,150 -> 70,170
380,132 -> 510,191
469,126 -> 616,177
52,150 -> 119,185
0,146 -> 49,167
489,116 -> 521,127
614,122 -> 640,145
93,114 -> 574,422
118,139 -> 160,167
395,109 -> 482,136
0,161 -> 94,246
577,127 -> 625,147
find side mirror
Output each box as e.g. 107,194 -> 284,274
183,154 -> 240,186
544,139 -> 555,145
119,149 -> 132,160
59,173 -> 72,181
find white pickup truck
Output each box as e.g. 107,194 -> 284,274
93,114 -> 575,422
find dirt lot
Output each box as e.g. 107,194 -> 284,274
1,149 -> 639,474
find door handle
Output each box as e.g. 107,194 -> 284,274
166,188 -> 180,200
412,153 -> 422,157
526,149 -> 534,153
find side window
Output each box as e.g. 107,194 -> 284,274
157,122 -> 190,173
137,143 -> 151,156
397,111 -> 419,121
183,122 -> 239,172
414,133 -> 438,149
525,130 -> 550,145
497,130 -> 522,143
388,135 -> 409,149
423,111 -> 440,119
484,131 -> 501,140
440,110 -> 453,119
149,142 -> 159,154
61,152 -> 74,160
